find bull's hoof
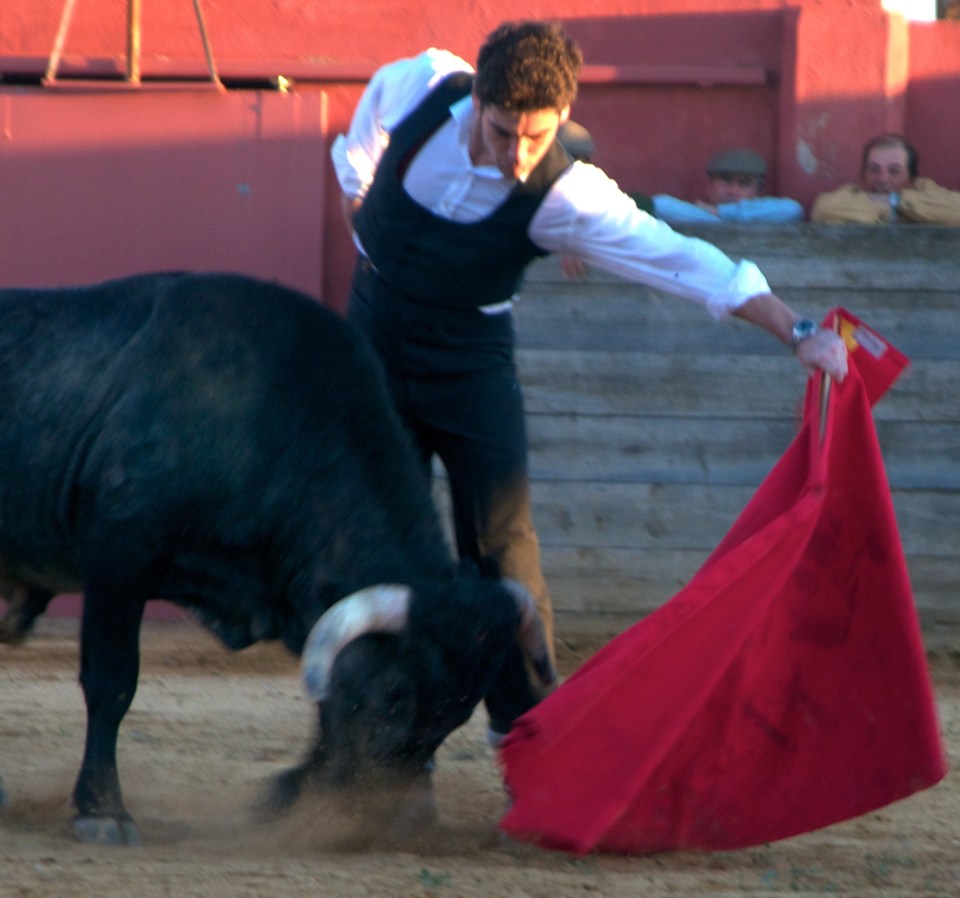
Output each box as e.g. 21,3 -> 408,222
395,780 -> 438,829
257,765 -> 310,818
73,815 -> 141,846
378,772 -> 439,847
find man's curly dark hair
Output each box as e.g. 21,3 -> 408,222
474,21 -> 583,112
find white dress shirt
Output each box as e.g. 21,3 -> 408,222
331,49 -> 771,318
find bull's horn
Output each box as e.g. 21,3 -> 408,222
501,579 -> 558,687
301,584 -> 412,701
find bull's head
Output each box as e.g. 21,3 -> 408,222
299,577 -> 555,783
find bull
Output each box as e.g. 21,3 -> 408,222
0,271 -> 555,845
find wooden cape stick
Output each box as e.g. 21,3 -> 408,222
818,315 -> 842,444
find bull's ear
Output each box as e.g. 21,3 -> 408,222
501,579 -> 557,687
301,585 -> 411,701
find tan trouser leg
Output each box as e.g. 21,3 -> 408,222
480,479 -> 555,663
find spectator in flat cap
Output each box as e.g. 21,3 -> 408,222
654,148 -> 804,225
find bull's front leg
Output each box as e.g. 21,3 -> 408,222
73,579 -> 146,845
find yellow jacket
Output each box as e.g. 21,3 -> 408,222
811,178 -> 960,225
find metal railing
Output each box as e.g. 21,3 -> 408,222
44,0 -> 222,88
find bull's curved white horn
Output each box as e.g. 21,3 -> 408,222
501,579 -> 558,687
301,584 -> 412,701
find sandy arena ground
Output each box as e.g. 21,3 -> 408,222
1,617 -> 958,897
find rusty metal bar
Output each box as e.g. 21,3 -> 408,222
44,0 -> 80,84
191,0 -> 223,89
127,0 -> 142,85
43,0 -> 222,89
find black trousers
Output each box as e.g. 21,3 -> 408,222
347,259 -> 552,730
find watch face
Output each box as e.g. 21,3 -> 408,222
792,319 -> 817,348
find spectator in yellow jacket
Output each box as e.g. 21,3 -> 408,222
812,133 -> 960,225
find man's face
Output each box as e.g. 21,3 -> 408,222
706,174 -> 762,205
473,100 -> 569,181
860,145 -> 913,194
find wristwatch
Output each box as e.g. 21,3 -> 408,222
791,318 -> 818,352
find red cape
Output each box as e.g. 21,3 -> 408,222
500,309 -> 947,854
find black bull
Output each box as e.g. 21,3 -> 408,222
0,272 -> 554,844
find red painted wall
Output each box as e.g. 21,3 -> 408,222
1,1 -> 958,310
905,21 -> 960,187
0,88 -> 326,295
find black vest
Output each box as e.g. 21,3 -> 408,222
353,73 -> 572,309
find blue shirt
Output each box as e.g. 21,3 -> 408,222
654,194 -> 805,225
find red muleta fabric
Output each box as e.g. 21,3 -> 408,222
499,309 -> 947,855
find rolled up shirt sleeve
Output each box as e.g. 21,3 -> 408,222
532,164 -> 771,317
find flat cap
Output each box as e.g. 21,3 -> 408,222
705,148 -> 766,178
557,121 -> 595,160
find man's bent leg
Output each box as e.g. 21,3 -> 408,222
480,475 -> 555,659
428,369 -> 556,663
